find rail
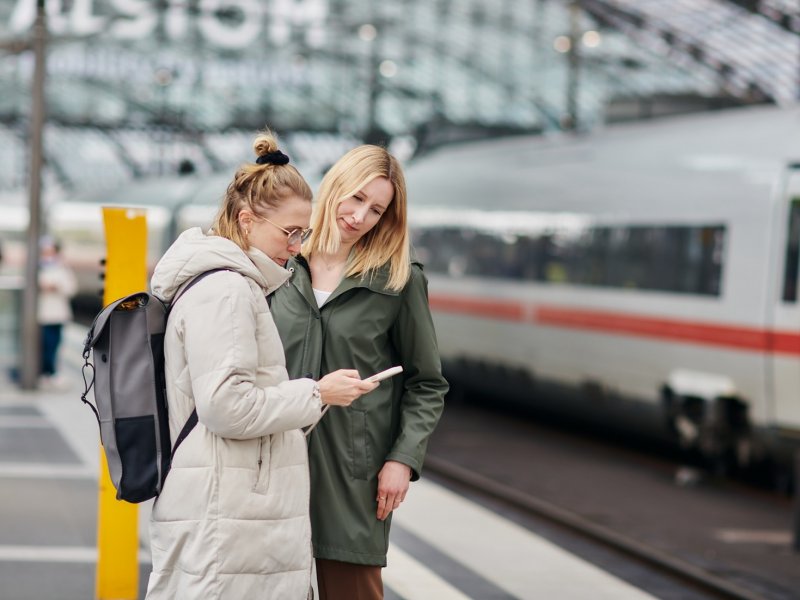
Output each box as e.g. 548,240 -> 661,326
426,454 -> 766,600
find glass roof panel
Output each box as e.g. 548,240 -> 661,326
0,0 -> 794,196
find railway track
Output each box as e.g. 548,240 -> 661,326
425,454 -> 764,600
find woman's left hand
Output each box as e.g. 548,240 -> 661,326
376,460 -> 411,521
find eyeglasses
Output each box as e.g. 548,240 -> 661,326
262,217 -> 312,246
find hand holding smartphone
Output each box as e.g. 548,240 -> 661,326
304,366 -> 404,437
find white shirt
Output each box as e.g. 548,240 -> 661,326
313,288 -> 332,307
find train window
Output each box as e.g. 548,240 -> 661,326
781,199 -> 800,302
412,222 -> 725,296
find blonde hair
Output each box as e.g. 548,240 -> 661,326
304,145 -> 410,291
211,130 -> 312,250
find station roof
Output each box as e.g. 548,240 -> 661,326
0,2 -> 726,137
0,1 -> 795,199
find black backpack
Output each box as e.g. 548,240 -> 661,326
81,269 -> 225,503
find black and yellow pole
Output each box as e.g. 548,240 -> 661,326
95,207 -> 148,599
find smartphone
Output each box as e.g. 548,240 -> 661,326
365,366 -> 403,383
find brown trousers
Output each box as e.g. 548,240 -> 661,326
316,558 -> 383,600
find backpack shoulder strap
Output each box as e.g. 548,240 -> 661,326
169,267 -> 231,312
166,268 -> 231,458
171,408 -> 198,459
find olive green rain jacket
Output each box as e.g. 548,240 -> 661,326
271,256 -> 448,566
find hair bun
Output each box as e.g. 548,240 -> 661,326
256,150 -> 290,165
252,131 -> 278,157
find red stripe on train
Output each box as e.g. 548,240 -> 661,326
428,295 -> 525,321
428,294 -> 800,355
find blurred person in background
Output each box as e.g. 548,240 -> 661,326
271,145 -> 448,600
38,236 -> 77,389
145,131 -> 375,599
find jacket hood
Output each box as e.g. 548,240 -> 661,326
289,255 -> 423,298
152,227 -> 291,301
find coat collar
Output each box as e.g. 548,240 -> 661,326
287,255 -> 399,311
246,246 -> 291,295
152,228 -> 291,301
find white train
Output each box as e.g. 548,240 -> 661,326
405,105 -> 800,475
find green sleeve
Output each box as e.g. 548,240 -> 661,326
386,264 -> 449,480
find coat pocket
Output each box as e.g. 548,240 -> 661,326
349,408 -> 370,480
253,435 -> 271,494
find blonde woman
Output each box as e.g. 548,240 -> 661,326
146,132 -> 376,599
271,145 -> 448,599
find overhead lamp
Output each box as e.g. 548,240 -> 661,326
358,23 -> 377,42
553,36 -> 571,53
582,30 -> 602,48
379,60 -> 397,78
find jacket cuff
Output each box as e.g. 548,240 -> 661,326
385,452 -> 422,481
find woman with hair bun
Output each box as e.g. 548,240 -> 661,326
145,131 -> 377,600
271,145 -> 448,599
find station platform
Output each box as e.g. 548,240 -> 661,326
0,324 -> 659,600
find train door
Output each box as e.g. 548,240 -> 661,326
770,164 -> 800,431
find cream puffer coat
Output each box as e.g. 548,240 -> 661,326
146,228 -> 323,600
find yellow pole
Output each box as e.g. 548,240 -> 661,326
95,207 -> 148,599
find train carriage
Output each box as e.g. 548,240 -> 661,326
405,105 -> 800,473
